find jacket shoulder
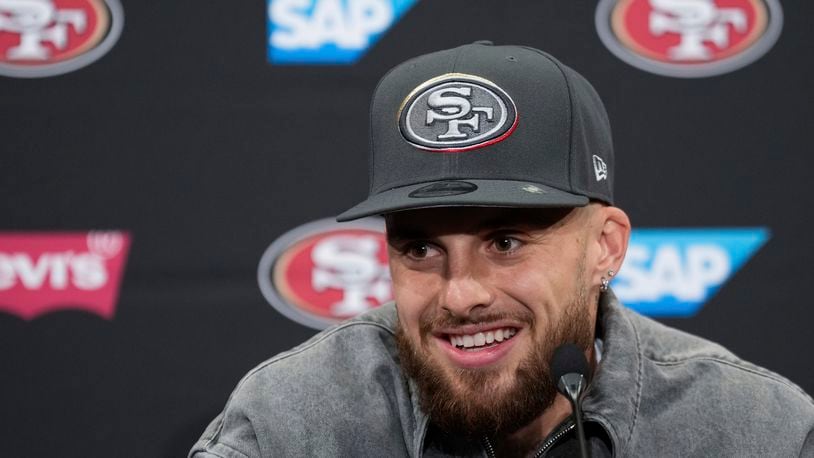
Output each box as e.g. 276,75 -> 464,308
621,307 -> 814,455
626,308 -> 811,401
190,303 -> 416,457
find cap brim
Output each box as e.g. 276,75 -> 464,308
336,179 -> 589,222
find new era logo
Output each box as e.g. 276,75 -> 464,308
593,155 -> 608,181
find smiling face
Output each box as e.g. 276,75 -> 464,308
387,205 -> 611,436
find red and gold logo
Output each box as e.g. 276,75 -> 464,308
0,0 -> 123,77
596,0 -> 783,77
258,218 -> 392,329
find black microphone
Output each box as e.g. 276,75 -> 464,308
550,343 -> 591,458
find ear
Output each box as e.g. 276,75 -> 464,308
591,206 -> 631,286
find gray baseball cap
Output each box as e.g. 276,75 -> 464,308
337,41 -> 614,222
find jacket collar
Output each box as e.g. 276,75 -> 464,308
581,290 -> 642,455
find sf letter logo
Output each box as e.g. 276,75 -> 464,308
258,218 -> 393,330
425,87 -> 494,140
0,0 -> 87,61
650,0 -> 747,61
310,234 -> 391,316
595,0 -> 783,78
399,76 -> 517,152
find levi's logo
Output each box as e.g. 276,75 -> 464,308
0,231 -> 131,320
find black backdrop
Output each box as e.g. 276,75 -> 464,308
1,1 -> 812,457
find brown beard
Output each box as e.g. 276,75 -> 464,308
395,270 -> 595,438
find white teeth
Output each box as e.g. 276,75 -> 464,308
462,335 -> 474,348
474,332 -> 486,346
450,328 -> 516,348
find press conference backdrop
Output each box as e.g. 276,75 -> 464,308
1,1 -> 811,456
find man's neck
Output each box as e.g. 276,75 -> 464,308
492,343 -> 597,457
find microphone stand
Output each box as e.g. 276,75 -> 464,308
558,373 -> 590,458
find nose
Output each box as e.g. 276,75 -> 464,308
440,272 -> 494,317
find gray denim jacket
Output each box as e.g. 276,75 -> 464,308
190,292 -> 814,457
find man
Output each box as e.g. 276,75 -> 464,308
190,42 -> 814,457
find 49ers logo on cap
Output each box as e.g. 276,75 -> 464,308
398,73 -> 518,152
595,0 -> 783,78
0,0 -> 124,78
258,218 -> 392,330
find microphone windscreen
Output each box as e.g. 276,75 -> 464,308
550,343 -> 589,382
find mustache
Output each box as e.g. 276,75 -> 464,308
418,308 -> 535,335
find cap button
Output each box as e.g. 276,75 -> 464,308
472,40 -> 494,46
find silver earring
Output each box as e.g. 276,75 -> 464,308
600,276 -> 609,292
608,269 -> 615,278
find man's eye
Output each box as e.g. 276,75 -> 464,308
404,242 -> 439,259
491,236 -> 521,253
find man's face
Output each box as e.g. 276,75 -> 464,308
387,206 -> 599,436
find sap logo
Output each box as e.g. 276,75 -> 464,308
267,0 -> 417,64
612,228 -> 769,317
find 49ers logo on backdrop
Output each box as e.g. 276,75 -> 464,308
0,0 -> 124,78
595,0 -> 783,78
258,218 -> 391,330
0,231 -> 131,320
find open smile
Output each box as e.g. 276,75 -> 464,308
447,327 -> 518,349
433,325 -> 522,368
